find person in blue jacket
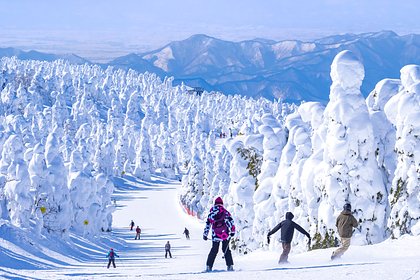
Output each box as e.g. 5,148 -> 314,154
267,212 -> 311,264
106,248 -> 119,268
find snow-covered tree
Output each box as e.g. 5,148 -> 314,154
44,132 -> 72,234
384,65 -> 420,237
3,134 -> 32,228
226,137 -> 263,253
311,51 -> 388,246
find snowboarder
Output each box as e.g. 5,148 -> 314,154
183,227 -> 190,240
165,241 -> 172,258
106,248 -> 119,268
203,197 -> 236,272
130,220 -> 135,231
267,212 -> 311,264
135,226 -> 141,240
331,203 -> 358,260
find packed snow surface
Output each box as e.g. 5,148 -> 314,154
1,174 -> 419,279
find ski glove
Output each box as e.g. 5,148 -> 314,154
230,232 -> 235,237
203,235 -> 208,241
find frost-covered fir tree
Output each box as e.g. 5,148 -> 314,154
311,51 -> 388,246
226,136 -> 263,253
134,122 -> 152,180
95,173 -> 114,232
200,151 -> 215,211
210,145 -> 232,201
366,79 -> 400,200
3,134 -> 32,228
68,149 -> 99,235
384,65 -> 420,236
180,147 -> 204,217
161,138 -> 176,179
44,132 -> 72,234
253,113 -> 286,247
28,143 -> 48,236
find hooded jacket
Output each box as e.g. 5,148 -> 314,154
268,212 -> 310,243
203,204 -> 236,241
336,210 -> 358,238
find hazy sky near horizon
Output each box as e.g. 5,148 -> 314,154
1,0 -> 419,59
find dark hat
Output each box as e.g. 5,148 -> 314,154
215,197 -> 223,205
343,203 -> 351,211
285,212 -> 294,220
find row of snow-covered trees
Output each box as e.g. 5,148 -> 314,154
0,56 -> 291,239
180,51 -> 420,254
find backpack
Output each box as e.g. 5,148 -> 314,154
109,250 -> 114,258
212,208 -> 229,240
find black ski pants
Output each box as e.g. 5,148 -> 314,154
206,240 -> 233,268
107,258 -> 116,268
165,249 -> 172,258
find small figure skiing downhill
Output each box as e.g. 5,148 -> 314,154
267,212 -> 311,264
183,227 -> 190,240
106,248 -> 119,268
203,197 -> 235,272
135,226 -> 141,240
130,220 -> 135,231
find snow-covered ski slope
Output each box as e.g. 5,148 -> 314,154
1,174 -> 419,279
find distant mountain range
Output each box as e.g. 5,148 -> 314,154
2,31 -> 419,103
0,47 -> 88,64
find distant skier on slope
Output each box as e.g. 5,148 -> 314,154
130,220 -> 135,230
203,197 -> 236,272
183,227 -> 190,239
106,248 -> 119,268
331,203 -> 358,260
267,212 -> 311,264
165,241 -> 172,258
135,226 -> 141,240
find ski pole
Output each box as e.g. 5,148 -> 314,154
222,237 -> 231,259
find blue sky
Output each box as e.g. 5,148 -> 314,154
1,0 -> 419,59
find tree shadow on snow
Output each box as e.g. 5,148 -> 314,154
112,175 -> 176,193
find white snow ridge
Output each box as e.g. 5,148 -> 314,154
0,51 -> 419,279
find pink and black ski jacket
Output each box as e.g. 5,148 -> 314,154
203,205 -> 236,242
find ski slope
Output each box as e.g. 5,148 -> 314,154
1,175 -> 420,279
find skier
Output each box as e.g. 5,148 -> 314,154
331,203 -> 358,260
203,197 -> 235,272
130,220 -> 135,231
183,227 -> 190,240
106,248 -> 119,268
135,226 -> 141,240
165,241 -> 172,258
267,212 -> 311,264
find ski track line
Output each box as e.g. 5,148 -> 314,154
264,261 -> 380,271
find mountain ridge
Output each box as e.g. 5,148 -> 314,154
1,31 -> 419,103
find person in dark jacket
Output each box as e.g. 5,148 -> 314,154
331,203 -> 358,260
106,248 -> 119,268
165,241 -> 172,258
130,220 -> 135,231
183,227 -> 190,239
203,197 -> 236,272
267,212 -> 311,264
